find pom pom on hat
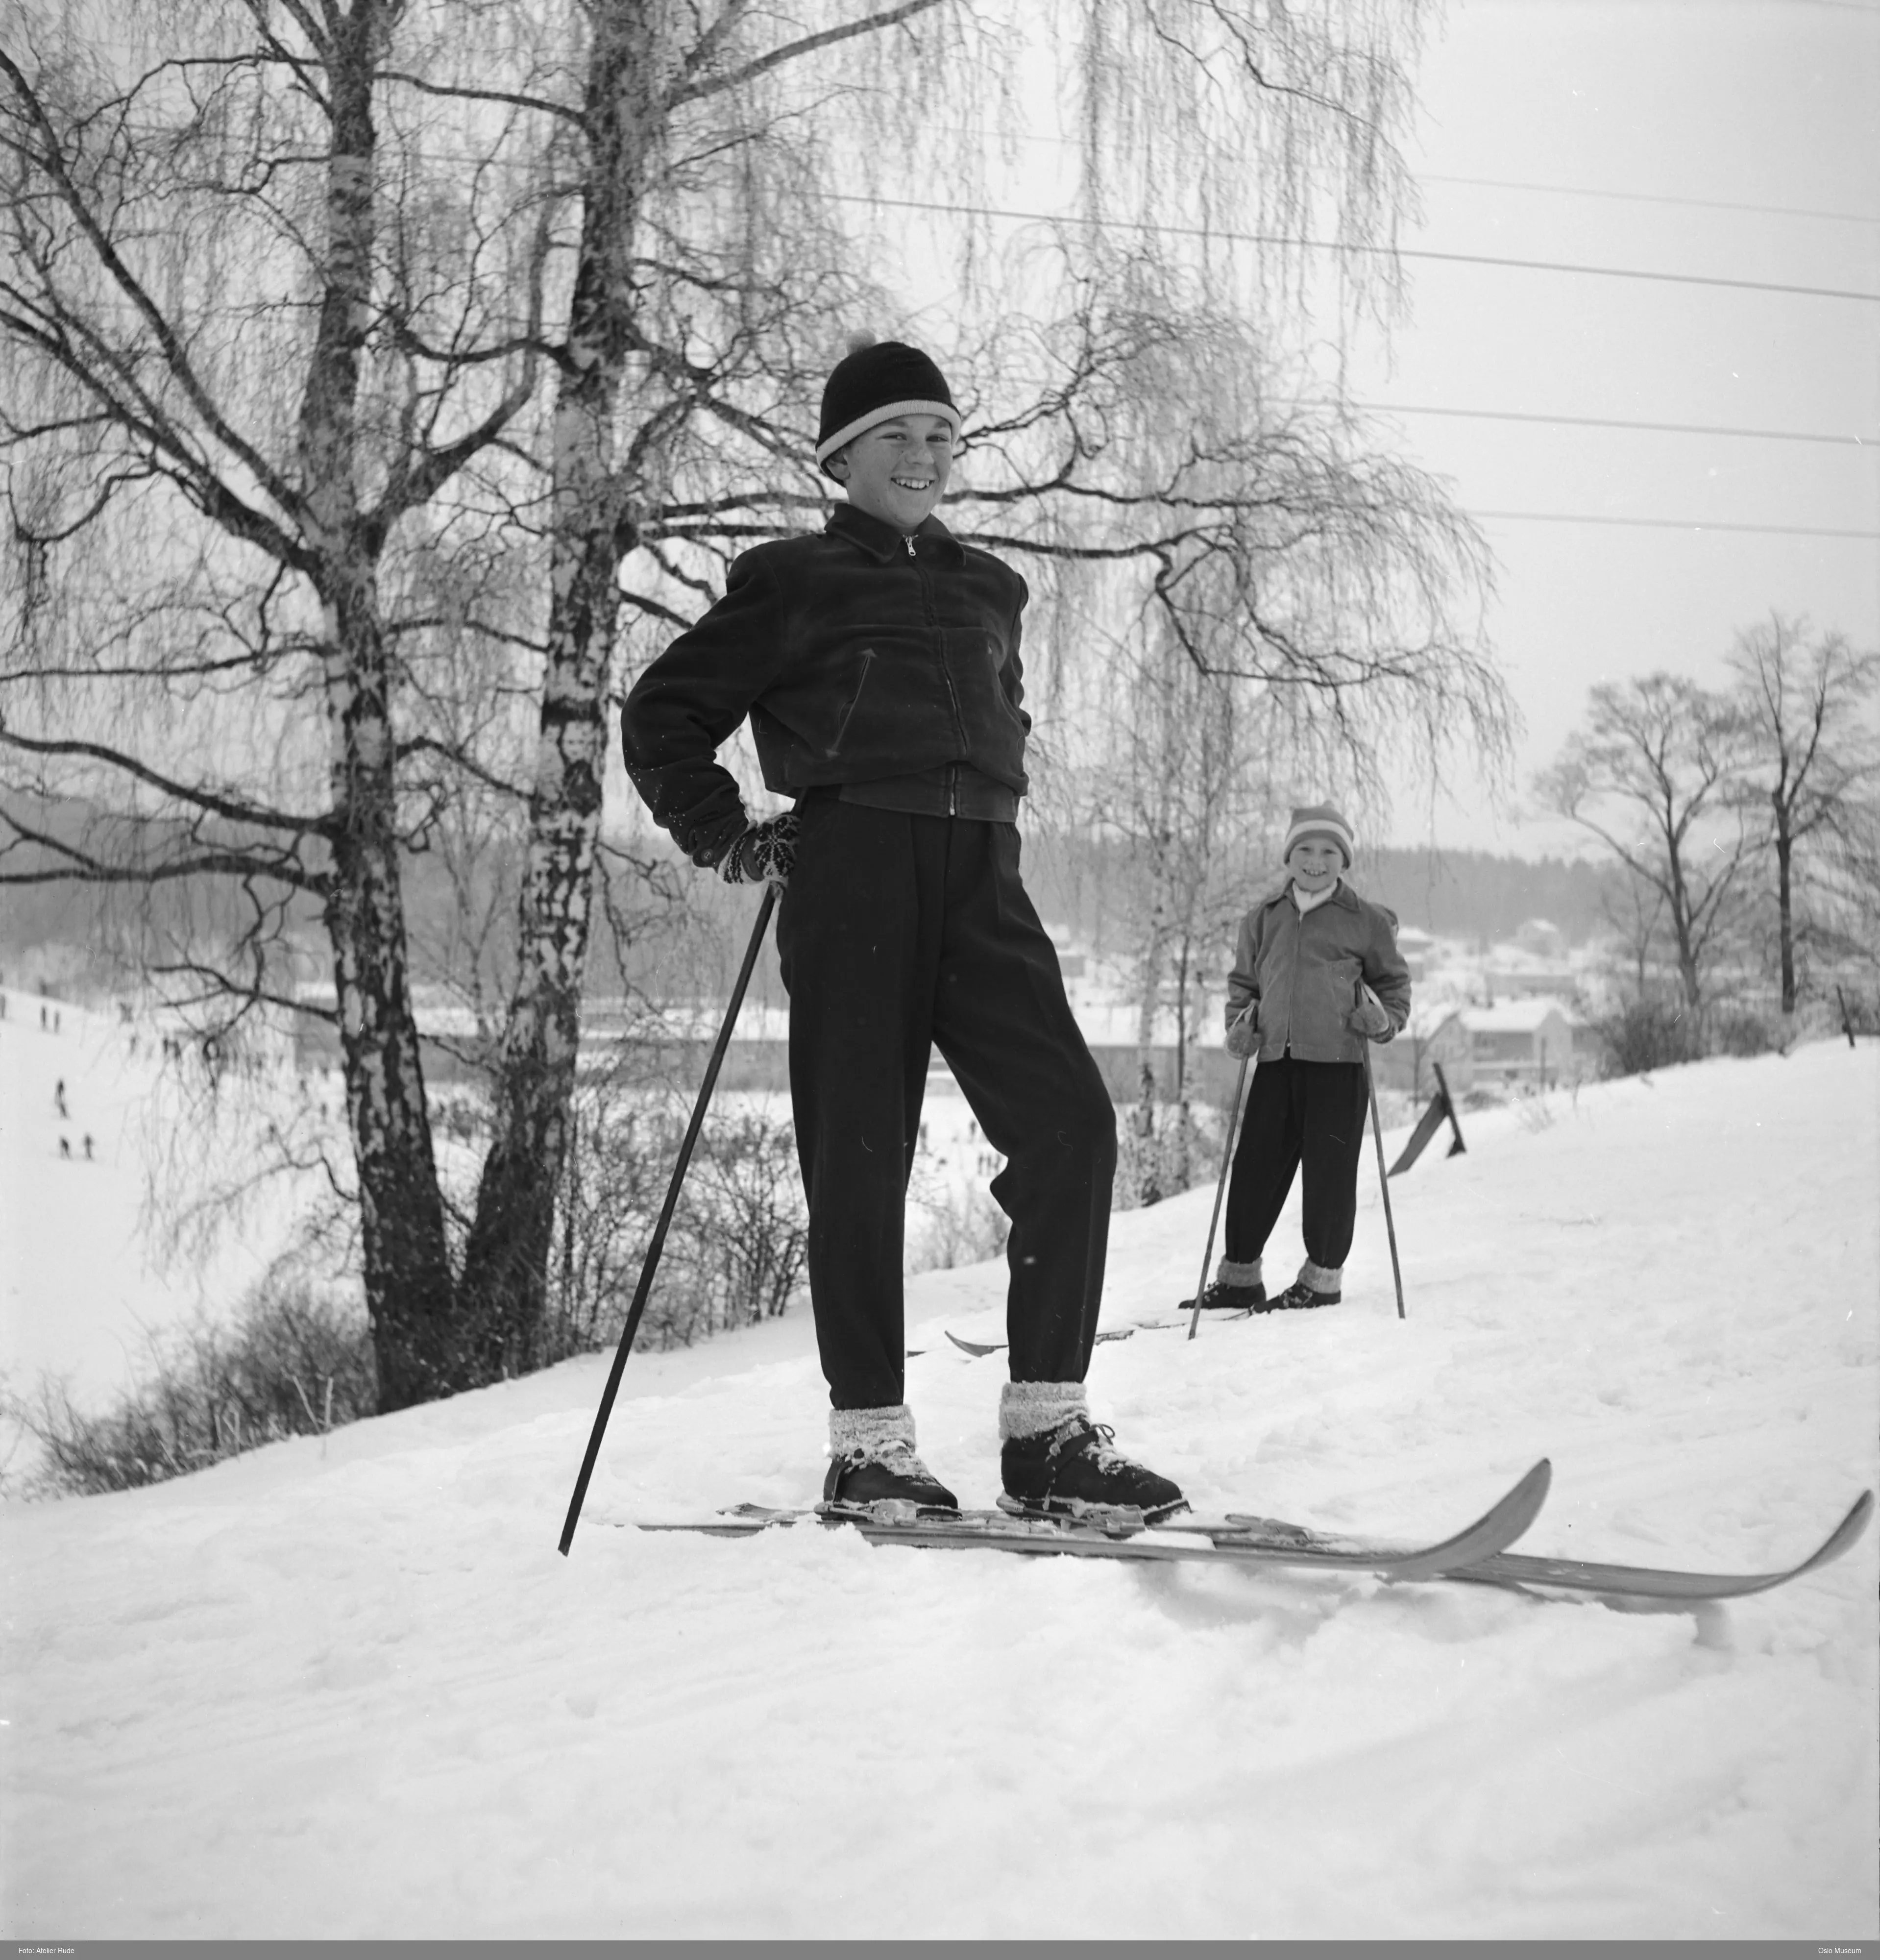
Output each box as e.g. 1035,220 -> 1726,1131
1282,803 -> 1355,867
816,339 -> 959,476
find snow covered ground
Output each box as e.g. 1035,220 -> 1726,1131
2,1033 -> 1876,1939
0,999 -> 331,1420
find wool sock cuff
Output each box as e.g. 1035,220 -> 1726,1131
999,1380 -> 1088,1442
1299,1258 -> 1342,1293
830,1404 -> 915,1461
1217,1257 -> 1263,1287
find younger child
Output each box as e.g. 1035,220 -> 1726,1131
1185,804 -> 1411,1315
621,339 -> 1183,1522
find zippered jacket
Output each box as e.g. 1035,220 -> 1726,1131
621,502 -> 1029,866
1224,881 -> 1413,1064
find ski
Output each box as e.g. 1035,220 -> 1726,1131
627,1458 -> 1552,1582
945,1327 -> 1138,1357
1440,1488 -> 1874,1604
944,1316 -> 1231,1358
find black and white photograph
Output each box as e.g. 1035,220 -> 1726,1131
1,0 -> 1875,1944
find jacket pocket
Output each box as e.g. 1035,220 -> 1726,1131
985,635 -> 1026,730
827,649 -> 876,756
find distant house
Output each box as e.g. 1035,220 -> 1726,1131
1371,1002 -> 1473,1098
1393,925 -> 1436,982
1514,918 -> 1568,960
1461,997 -> 1579,1087
1484,961 -> 1581,1002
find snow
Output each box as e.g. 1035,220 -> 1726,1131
2,1011 -> 1877,1940
0,1001 -> 327,1413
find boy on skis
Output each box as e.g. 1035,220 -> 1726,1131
621,339 -> 1184,1522
1185,805 -> 1412,1316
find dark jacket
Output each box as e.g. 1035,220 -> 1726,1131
1224,880 -> 1413,1064
621,502 -> 1030,866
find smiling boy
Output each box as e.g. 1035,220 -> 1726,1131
1185,804 -> 1412,1316
621,339 -> 1183,1522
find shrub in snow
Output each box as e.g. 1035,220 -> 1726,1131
9,1278 -> 374,1496
1587,998 -> 1703,1078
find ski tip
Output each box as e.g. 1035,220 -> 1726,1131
945,1329 -> 1002,1357
1811,1488 -> 1875,1570
1486,1457 -> 1552,1532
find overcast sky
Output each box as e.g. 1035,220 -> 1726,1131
1356,0 -> 1879,854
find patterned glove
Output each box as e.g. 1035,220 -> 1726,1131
717,811 -> 800,886
1345,982 -> 1394,1042
1224,1007 -> 1260,1060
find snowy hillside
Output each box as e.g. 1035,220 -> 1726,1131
0,998 -> 333,1416
2,1040 -> 1876,1939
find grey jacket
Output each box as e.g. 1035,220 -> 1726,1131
1224,881 -> 1413,1064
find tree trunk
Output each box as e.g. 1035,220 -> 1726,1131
1134,920 -> 1164,1206
1774,805 -> 1797,1015
1665,854 -> 1704,1018
323,582 -> 460,1410
457,1 -> 659,1371
454,497 -> 616,1374
1170,935 -> 1192,1191
304,1 -> 458,1410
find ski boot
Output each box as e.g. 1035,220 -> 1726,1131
1262,1279 -> 1339,1311
999,1413 -> 1187,1525
1180,1276 -> 1265,1315
822,1404 -> 958,1518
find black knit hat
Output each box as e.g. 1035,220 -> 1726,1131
815,339 -> 959,476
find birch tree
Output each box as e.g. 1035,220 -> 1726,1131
2,1 -> 550,1405
3,0 -> 1508,1405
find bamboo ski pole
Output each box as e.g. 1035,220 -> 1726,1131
558,882 -> 779,1556
1187,1044 -> 1253,1342
1363,1039 -> 1407,1322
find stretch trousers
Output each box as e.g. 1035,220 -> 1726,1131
775,796 -> 1116,1409
1223,1054 -> 1368,1273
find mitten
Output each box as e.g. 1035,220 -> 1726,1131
1224,1007 -> 1260,1060
1345,981 -> 1394,1042
717,811 -> 800,886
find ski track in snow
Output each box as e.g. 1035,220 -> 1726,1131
1,1007 -> 1876,1939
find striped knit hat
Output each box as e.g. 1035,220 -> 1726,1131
1282,803 -> 1355,867
815,338 -> 960,477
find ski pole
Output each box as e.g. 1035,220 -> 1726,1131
1362,1038 -> 1406,1321
558,882 -> 779,1556
1187,1045 -> 1253,1342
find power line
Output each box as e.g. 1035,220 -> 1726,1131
1470,510 -> 1876,540
831,191 -> 1880,304
1419,172 -> 1880,228
876,135 -> 1880,229
1369,403 -> 1876,447
171,137 -> 1876,300
46,283 -> 1872,449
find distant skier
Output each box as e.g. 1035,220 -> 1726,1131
1185,804 -> 1411,1316
622,338 -> 1183,1522
54,1078 -> 68,1119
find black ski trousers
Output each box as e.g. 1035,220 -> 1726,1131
1223,1054 -> 1368,1273
775,794 -> 1116,1409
